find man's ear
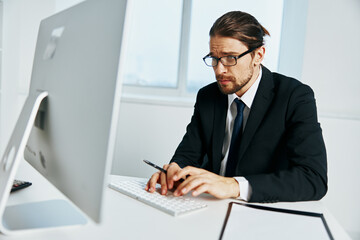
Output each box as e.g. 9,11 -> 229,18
254,46 -> 265,66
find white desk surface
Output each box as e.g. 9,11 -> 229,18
0,160 -> 351,240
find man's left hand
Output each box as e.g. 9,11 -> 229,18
172,166 -> 240,199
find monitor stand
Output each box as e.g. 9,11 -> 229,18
0,91 -> 87,235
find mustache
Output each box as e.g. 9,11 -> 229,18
216,75 -> 236,81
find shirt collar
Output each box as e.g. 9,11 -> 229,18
227,66 -> 262,109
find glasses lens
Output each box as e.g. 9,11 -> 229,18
221,56 -> 236,66
204,56 -> 216,67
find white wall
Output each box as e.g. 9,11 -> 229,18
301,0 -> 360,238
302,0 -> 360,118
319,117 -> 360,239
112,100 -> 194,179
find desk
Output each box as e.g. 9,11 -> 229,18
1,160 -> 351,240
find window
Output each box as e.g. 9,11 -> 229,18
122,0 -> 284,100
122,0 -> 182,89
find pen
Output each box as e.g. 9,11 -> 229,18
143,159 -> 185,183
143,159 -> 167,173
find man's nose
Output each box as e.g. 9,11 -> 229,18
214,61 -> 227,75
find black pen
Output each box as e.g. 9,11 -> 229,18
143,159 -> 185,182
143,159 -> 167,173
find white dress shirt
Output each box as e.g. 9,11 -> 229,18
219,67 -> 262,201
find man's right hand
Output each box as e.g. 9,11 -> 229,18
145,162 -> 182,195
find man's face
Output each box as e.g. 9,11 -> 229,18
209,35 -> 259,96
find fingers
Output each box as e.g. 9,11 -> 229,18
146,164 -> 239,199
172,166 -> 204,196
145,171 -> 160,193
192,183 -> 209,197
166,163 -> 181,189
146,162 -> 181,195
173,166 -> 201,182
172,169 -> 240,199
145,170 -> 167,195
173,174 -> 207,197
160,167 -> 168,195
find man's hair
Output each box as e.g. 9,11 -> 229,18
209,11 -> 270,50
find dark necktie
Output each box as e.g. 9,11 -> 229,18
225,98 -> 245,177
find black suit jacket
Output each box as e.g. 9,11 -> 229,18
171,66 -> 327,203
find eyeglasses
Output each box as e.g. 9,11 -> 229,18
202,47 -> 258,67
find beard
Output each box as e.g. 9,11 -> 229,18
216,65 -> 254,95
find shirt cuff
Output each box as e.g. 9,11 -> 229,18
234,177 -> 252,201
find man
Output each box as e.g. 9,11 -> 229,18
146,11 -> 327,203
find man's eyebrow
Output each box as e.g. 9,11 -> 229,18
209,51 -> 240,56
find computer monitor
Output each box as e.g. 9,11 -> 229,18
0,0 -> 128,234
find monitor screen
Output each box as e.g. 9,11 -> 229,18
0,0 -> 127,232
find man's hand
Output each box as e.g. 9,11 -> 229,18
145,162 -> 182,195
146,164 -> 240,199
173,166 -> 240,199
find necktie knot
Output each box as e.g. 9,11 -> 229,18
234,98 -> 245,114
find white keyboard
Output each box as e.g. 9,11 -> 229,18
109,179 -> 207,216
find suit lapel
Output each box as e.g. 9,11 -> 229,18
238,66 -> 275,161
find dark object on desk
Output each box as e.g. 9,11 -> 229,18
11,180 -> 32,193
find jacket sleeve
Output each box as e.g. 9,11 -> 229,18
246,84 -> 328,202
